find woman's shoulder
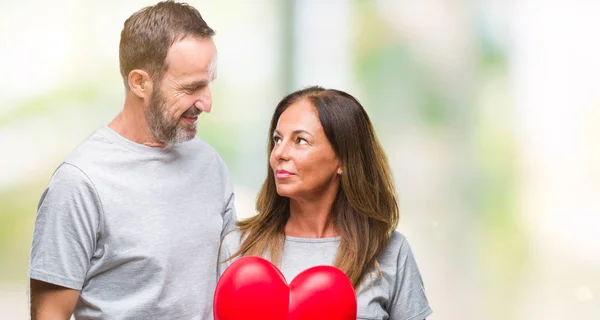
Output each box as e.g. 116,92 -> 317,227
384,230 -> 408,253
377,231 -> 416,267
388,230 -> 407,244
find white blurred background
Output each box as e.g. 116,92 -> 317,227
1,0 -> 599,319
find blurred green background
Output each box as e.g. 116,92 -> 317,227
1,0 -> 599,319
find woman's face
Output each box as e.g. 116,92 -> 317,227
270,99 -> 341,200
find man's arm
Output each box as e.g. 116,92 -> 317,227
30,279 -> 79,320
29,163 -> 102,319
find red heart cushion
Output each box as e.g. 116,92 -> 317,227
214,256 -> 357,320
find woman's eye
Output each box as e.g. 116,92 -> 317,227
273,136 -> 281,144
297,138 -> 308,145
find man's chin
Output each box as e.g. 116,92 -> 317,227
185,125 -> 197,137
185,131 -> 196,141
176,126 -> 197,142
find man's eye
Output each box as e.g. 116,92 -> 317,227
184,84 -> 207,94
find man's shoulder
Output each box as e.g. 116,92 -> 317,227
61,127 -> 115,167
48,162 -> 94,188
186,136 -> 219,155
183,136 -> 223,161
185,137 -> 231,173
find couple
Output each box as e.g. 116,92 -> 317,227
28,1 -> 432,319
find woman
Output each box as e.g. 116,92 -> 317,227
219,86 -> 432,319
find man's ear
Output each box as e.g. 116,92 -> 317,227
128,69 -> 152,98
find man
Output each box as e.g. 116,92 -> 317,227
28,1 -> 235,319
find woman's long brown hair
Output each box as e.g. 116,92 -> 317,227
230,86 -> 399,288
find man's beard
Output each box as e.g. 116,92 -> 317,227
145,88 -> 200,145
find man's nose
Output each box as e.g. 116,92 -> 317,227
194,87 -> 212,113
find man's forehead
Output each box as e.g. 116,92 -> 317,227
166,37 -> 216,66
165,39 -> 217,81
208,53 -> 218,79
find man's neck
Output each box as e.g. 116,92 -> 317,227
108,95 -> 165,148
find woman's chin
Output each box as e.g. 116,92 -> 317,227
275,185 -> 296,199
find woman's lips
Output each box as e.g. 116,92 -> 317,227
275,169 -> 295,179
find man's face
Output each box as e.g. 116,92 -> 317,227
145,36 -> 217,145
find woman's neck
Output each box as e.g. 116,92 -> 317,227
285,191 -> 338,238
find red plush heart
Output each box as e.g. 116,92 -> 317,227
214,256 -> 357,320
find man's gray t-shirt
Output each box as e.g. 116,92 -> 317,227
219,230 -> 432,320
29,126 -> 236,319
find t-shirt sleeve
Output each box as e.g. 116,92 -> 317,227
29,162 -> 103,290
217,237 -> 232,278
217,230 -> 241,279
217,157 -> 237,237
222,185 -> 236,237
388,237 -> 432,320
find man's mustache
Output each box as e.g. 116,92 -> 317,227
182,107 -> 201,117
